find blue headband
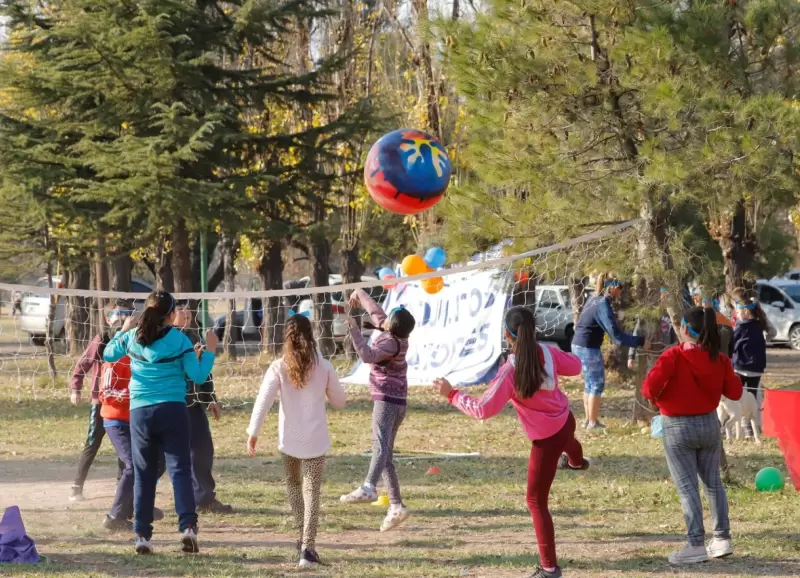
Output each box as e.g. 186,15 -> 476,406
681,317 -> 700,338
389,305 -> 406,321
736,301 -> 757,310
162,294 -> 175,319
604,280 -> 620,288
505,320 -> 517,339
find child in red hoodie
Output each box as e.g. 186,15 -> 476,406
642,306 -> 742,566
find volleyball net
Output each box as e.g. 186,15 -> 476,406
0,221 -> 639,406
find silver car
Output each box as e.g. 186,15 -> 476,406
532,285 -> 594,351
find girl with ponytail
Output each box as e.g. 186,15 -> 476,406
103,291 -> 218,556
434,307 -> 589,578
247,314 -> 346,568
641,306 -> 741,565
730,289 -> 769,424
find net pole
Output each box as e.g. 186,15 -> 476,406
199,231 -> 208,334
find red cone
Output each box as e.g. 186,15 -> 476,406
426,466 -> 440,475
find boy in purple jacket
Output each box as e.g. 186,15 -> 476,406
340,289 -> 416,532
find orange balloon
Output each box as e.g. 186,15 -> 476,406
421,277 -> 444,294
402,254 -> 429,276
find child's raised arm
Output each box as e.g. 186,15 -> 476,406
349,328 -> 397,365
103,330 -> 130,362
440,362 -> 515,421
350,288 -> 387,328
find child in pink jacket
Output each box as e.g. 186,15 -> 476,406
434,307 -> 589,578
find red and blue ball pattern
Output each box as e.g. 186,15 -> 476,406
364,129 -> 451,215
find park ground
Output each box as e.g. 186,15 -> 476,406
1,319 -> 800,577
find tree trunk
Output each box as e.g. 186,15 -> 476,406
172,220 -> 199,332
341,243 -> 363,362
94,237 -> 108,337
44,254 -> 57,384
109,253 -> 132,292
155,237 -> 174,292
220,230 -> 239,360
258,241 -> 284,356
570,276 -> 589,325
312,235 -> 335,357
66,263 -> 90,355
172,220 -> 193,293
721,197 -> 757,294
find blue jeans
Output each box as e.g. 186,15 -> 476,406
104,425 -> 134,520
130,402 -> 197,539
662,412 -> 731,546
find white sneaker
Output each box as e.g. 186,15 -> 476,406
181,525 -> 199,553
668,543 -> 708,565
339,485 -> 378,504
380,506 -> 410,532
135,535 -> 153,555
706,537 -> 733,559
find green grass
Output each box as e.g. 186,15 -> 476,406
1,374 -> 800,577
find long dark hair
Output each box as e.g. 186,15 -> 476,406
505,307 -> 547,399
683,306 -> 720,360
284,314 -> 318,388
137,291 -> 175,346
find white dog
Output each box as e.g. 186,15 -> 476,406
717,390 -> 760,444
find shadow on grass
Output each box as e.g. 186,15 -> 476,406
568,554 -> 800,575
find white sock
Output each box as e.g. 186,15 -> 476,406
389,503 -> 405,512
362,483 -> 376,492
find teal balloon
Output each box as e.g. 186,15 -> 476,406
424,247 -> 447,269
755,467 -> 784,492
378,267 -> 395,280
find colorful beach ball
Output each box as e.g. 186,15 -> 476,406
364,129 -> 451,215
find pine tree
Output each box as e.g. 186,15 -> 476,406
0,0 -> 373,302
438,0 -> 800,291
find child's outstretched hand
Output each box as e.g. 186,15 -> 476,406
247,435 -> 258,457
348,291 -> 361,310
344,317 -> 358,329
433,378 -> 454,398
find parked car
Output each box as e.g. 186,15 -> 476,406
755,279 -> 800,350
530,285 -> 580,351
212,275 -> 387,344
20,276 -> 153,346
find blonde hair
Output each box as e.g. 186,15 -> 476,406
284,315 -> 318,388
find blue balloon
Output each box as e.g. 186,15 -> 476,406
378,267 -> 395,280
424,247 -> 446,269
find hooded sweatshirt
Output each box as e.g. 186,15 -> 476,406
641,343 -> 742,417
732,318 -> 767,374
103,327 -> 215,410
447,345 -> 582,440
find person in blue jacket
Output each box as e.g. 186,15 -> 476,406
572,275 -> 644,431
730,288 -> 769,437
104,291 -> 218,556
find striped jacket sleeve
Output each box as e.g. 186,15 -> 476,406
447,361 -> 514,420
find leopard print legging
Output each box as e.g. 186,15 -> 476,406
281,454 -> 326,550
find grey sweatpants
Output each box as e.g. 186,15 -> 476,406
365,401 -> 406,505
662,412 -> 731,546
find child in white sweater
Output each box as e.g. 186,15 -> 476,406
247,314 -> 346,568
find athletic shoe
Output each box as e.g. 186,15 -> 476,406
586,421 -> 606,432
181,525 -> 199,553
582,420 -> 589,429
527,567 -> 562,578
668,544 -> 708,565
135,535 -> 153,555
298,548 -> 323,568
103,515 -> 133,532
557,452 -> 591,471
199,500 -> 234,514
339,485 -> 378,504
706,537 -> 733,559
380,506 -> 410,532
69,485 -> 84,502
